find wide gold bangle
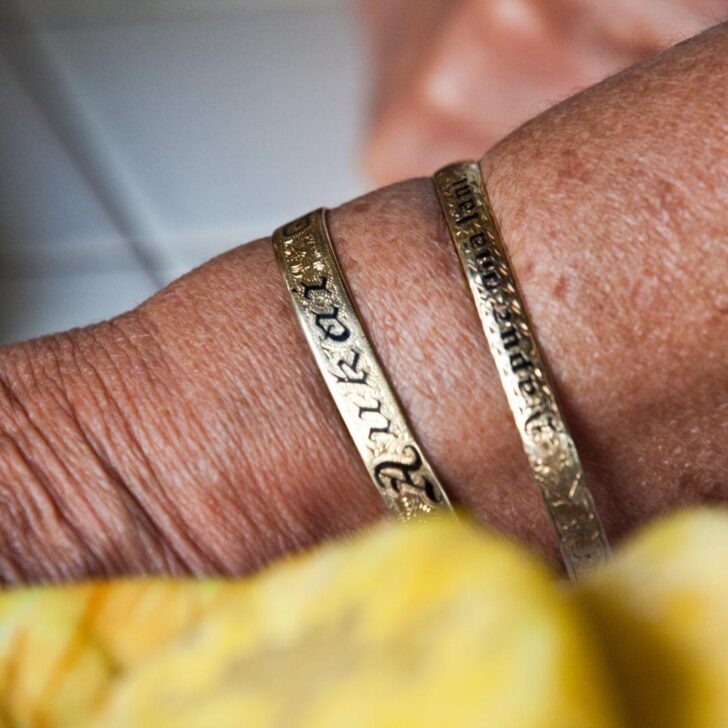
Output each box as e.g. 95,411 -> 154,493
273,208 -> 453,521
433,161 -> 609,579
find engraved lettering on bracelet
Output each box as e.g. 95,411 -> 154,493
301,276 -> 329,299
434,162 -> 609,579
355,398 -> 393,441
273,209 -> 453,521
331,349 -> 369,385
314,307 -> 351,342
374,445 -> 441,504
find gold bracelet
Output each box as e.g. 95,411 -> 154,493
273,209 -> 453,521
433,161 -> 609,579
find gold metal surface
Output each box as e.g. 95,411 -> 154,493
273,209 -> 453,520
434,161 -> 609,579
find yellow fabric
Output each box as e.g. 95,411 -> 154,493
577,510 -> 728,728
0,509 -> 726,727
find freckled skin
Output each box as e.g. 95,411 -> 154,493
0,24 -> 726,584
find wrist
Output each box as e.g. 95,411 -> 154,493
1,22 -> 724,584
0,323 -> 179,582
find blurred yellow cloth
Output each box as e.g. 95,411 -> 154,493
1,509 -> 727,727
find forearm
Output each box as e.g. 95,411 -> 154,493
1,22 -> 726,584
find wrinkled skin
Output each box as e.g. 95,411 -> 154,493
0,22 -> 726,584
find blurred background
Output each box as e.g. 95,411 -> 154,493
0,0 -> 367,343
0,0 -> 723,344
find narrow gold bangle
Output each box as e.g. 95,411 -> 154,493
273,209 -> 453,521
433,161 -> 609,579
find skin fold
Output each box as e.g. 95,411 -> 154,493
0,22 -> 726,584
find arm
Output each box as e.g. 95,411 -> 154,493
1,22 -> 726,583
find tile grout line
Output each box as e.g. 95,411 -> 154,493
1,0 -> 165,288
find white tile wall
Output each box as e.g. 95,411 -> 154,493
0,0 -> 367,344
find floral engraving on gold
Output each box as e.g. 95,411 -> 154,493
434,162 -> 609,579
273,209 -> 453,521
